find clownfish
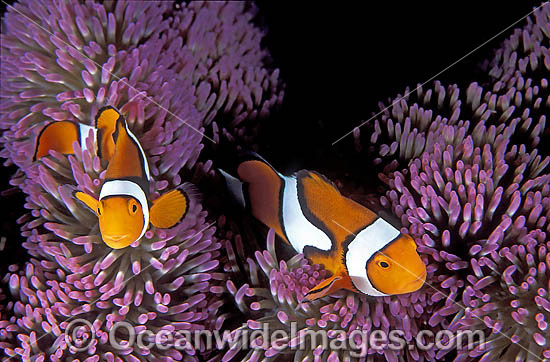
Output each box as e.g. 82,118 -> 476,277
34,106 -> 190,249
220,154 -> 426,301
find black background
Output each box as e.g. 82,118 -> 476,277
255,1 -> 540,173
0,1 -> 543,267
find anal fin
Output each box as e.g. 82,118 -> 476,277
304,275 -> 346,301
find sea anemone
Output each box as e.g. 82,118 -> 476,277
269,5 -> 550,362
0,0 -> 284,184
352,56 -> 550,362
164,1 -> 285,147
449,236 -> 550,361
442,7 -> 550,358
0,0 -> 287,359
220,66 -> 550,362
350,80 -> 463,176
221,229 -> 443,362
351,76 -> 547,178
486,3 -> 550,86
381,121 -> 550,358
352,3 -> 550,173
2,135 -> 224,360
356,72 -> 550,362
479,3 -> 550,154
0,278 -> 17,356
369,6 -> 550,359
2,0 -> 549,361
0,0 -> 286,359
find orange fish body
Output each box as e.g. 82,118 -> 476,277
221,154 -> 426,300
34,106 -> 190,249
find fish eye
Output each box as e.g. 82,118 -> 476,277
128,199 -> 138,215
378,260 -> 390,269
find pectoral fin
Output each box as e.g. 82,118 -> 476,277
75,191 -> 99,215
304,275 -> 346,301
150,189 -> 189,229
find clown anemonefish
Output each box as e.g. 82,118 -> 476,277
34,106 -> 190,249
220,154 -> 426,301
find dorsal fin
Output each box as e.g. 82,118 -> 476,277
94,106 -> 120,162
296,170 -> 378,245
237,151 -> 276,168
104,113 -> 150,193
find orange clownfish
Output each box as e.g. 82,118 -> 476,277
220,154 -> 426,301
34,106 -> 190,249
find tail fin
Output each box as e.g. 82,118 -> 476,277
217,151 -> 277,210
219,168 -> 247,209
218,151 -> 289,243
34,121 -> 96,161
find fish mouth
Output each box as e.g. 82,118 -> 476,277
104,234 -> 129,242
417,271 -> 427,282
401,271 -> 427,292
410,271 -> 427,284
102,234 -> 132,249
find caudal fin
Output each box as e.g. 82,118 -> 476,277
219,151 -> 289,244
219,168 -> 247,209
34,121 -> 96,161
